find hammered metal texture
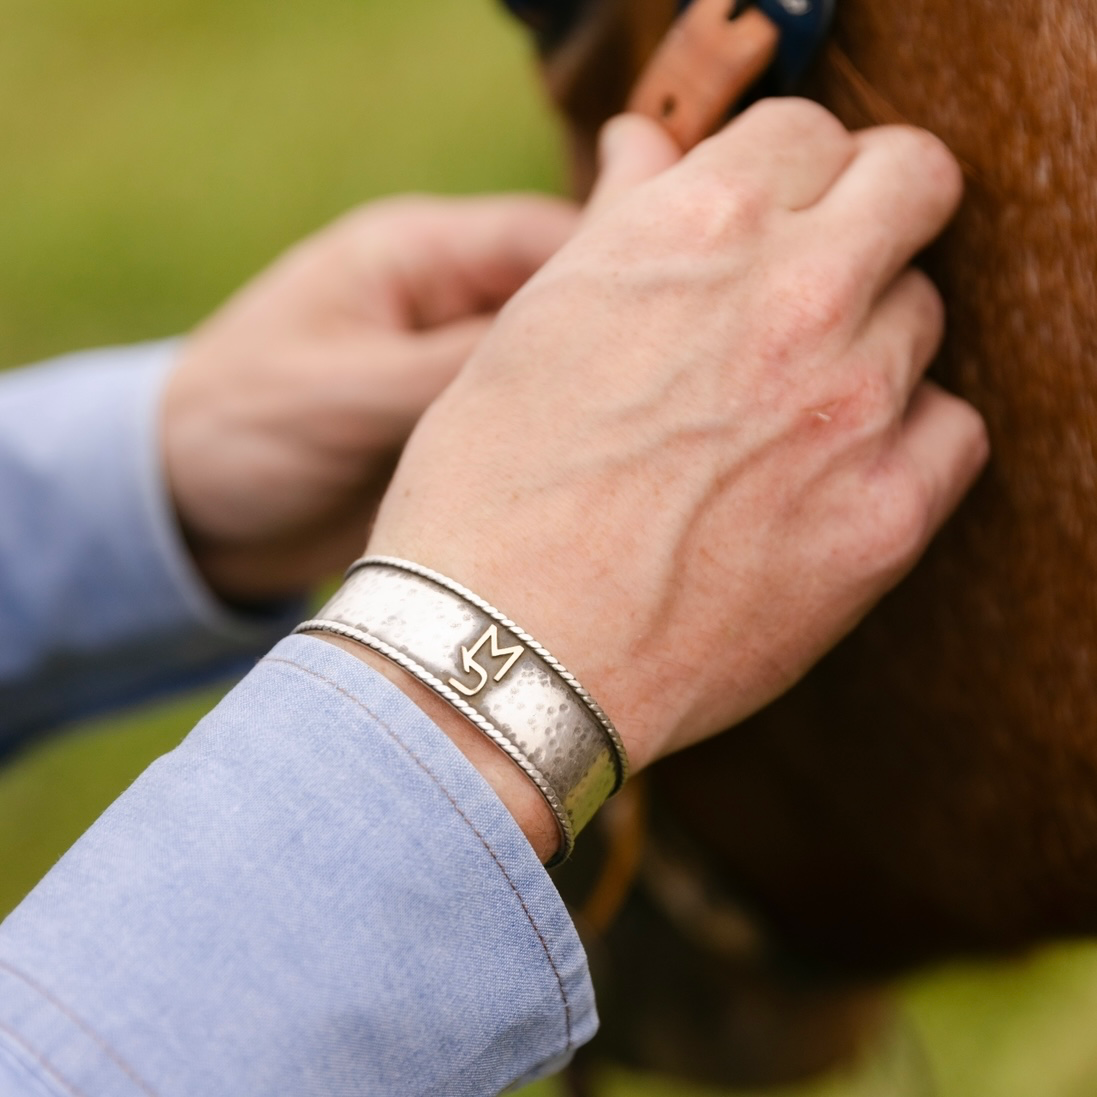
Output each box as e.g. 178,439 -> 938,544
298,560 -> 625,856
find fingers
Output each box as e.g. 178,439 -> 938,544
687,98 -> 857,211
850,269 -> 983,543
370,315 -> 494,432
584,113 -> 684,220
408,314 -> 493,393
813,126 -> 964,307
854,269 -> 946,404
899,380 -> 989,536
684,107 -> 960,325
351,194 -> 581,329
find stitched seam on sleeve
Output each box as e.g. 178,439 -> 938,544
0,1018 -> 87,1097
262,654 -> 575,1048
0,960 -> 159,1097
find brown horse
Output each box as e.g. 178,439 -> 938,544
507,0 -> 1097,1084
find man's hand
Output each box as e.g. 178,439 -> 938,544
367,102 -> 989,774
163,194 -> 578,604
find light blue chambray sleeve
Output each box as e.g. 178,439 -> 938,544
0,344 -> 299,753
0,633 -> 598,1096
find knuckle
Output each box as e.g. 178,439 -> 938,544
909,128 -> 964,197
812,368 -> 898,443
740,97 -> 851,147
327,193 -> 459,270
773,261 -> 859,347
665,169 -> 771,246
879,125 -> 964,202
942,388 -> 992,468
804,270 -> 855,336
323,202 -> 393,253
752,274 -> 857,371
340,193 -> 434,238
893,270 -> 947,360
368,192 -> 433,218
847,369 -> 898,425
863,464 -> 932,569
905,268 -> 946,330
963,403 -> 992,467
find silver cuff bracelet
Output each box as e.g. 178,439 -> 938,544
294,556 -> 628,864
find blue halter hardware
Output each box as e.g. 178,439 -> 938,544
503,0 -> 834,94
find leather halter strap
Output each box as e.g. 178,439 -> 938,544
629,0 -> 834,151
629,0 -> 778,149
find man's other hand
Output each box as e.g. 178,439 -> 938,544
163,194 -> 578,604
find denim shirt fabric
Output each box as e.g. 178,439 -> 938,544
0,347 -> 597,1095
0,342 -> 300,755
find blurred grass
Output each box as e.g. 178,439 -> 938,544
0,0 -> 564,366
3,2 -> 1097,1096
0,0 -> 562,916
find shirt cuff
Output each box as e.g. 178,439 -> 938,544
0,634 -> 597,1096
0,342 -> 301,741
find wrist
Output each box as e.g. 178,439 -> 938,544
362,537 -> 673,773
298,557 -> 629,863
308,633 -> 562,863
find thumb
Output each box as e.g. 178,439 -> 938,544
584,113 -> 684,221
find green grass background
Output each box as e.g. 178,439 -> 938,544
3,1 -> 1097,1094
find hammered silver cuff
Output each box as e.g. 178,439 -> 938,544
294,556 -> 628,864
